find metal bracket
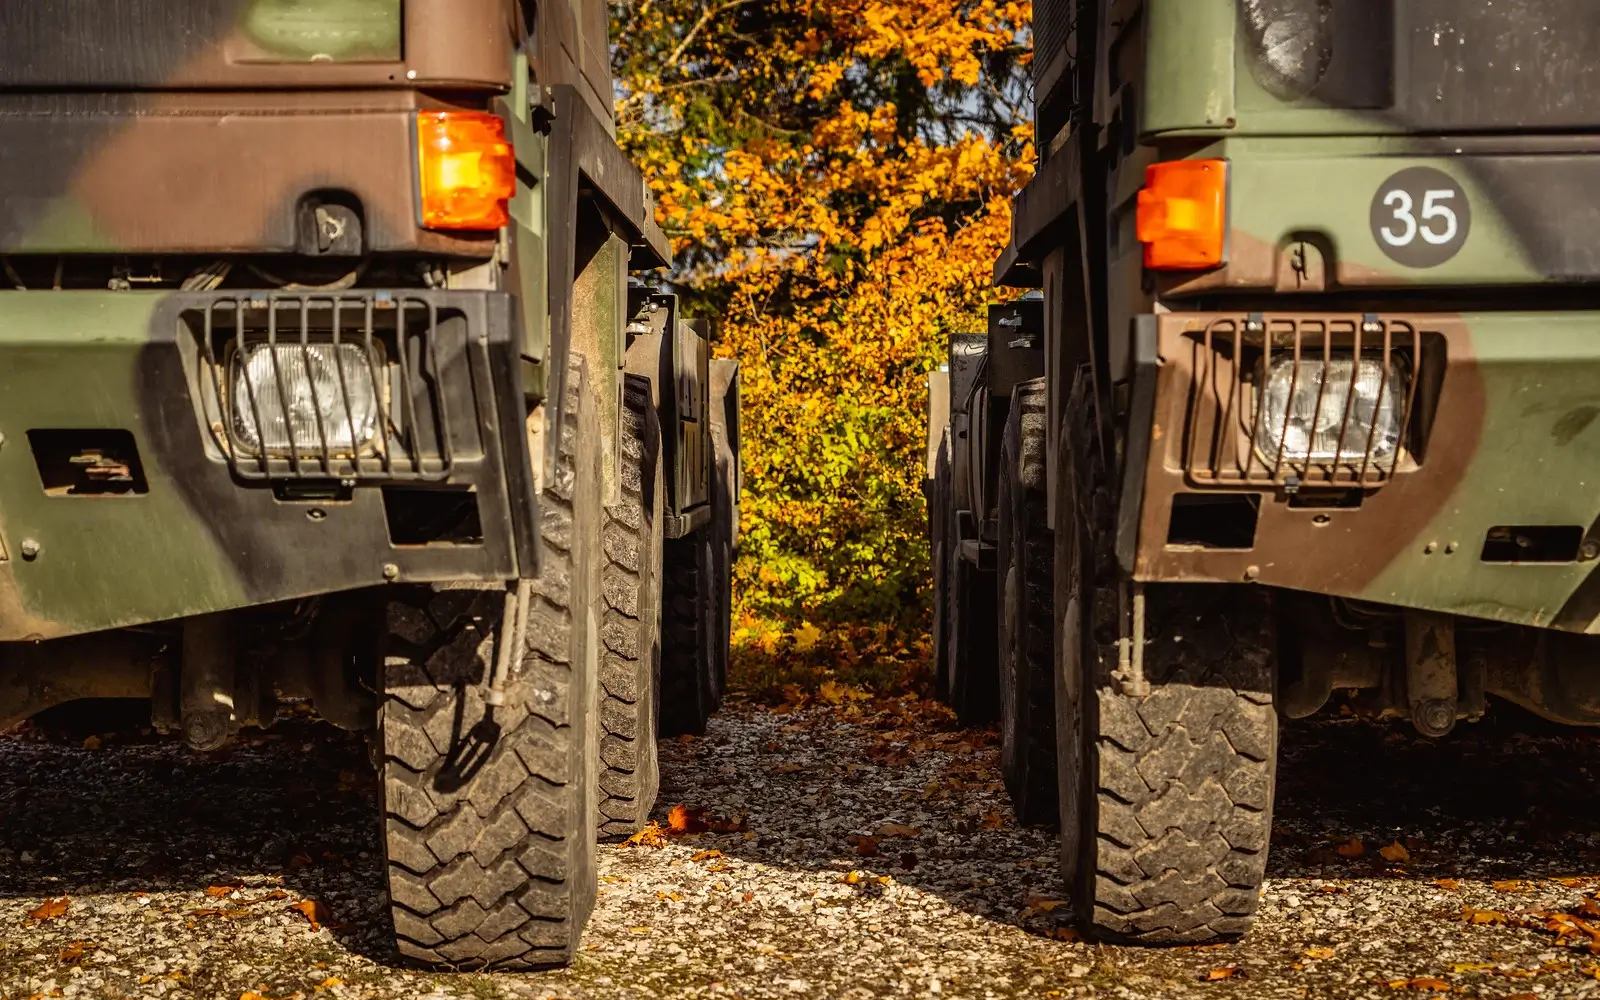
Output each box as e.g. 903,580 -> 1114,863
1113,580 -> 1150,698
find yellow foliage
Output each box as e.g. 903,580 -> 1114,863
614,0 -> 1033,686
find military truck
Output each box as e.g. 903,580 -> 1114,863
0,0 -> 737,970
929,0 -> 1600,945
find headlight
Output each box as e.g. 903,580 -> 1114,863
1256,357 -> 1405,464
231,342 -> 382,457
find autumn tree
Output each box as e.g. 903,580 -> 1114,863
611,0 -> 1033,688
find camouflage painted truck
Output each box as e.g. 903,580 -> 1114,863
929,0 -> 1600,944
0,0 -> 738,970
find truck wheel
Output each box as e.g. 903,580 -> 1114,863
597,374 -> 663,838
945,544 -> 998,726
1056,369 -> 1277,944
931,437 -> 953,699
997,379 -> 1057,826
658,530 -> 717,736
708,416 -> 736,708
378,360 -> 601,969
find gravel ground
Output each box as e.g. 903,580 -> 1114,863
5,696 -> 1600,999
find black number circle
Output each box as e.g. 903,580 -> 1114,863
1369,166 -> 1471,268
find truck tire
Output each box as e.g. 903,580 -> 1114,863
378,360 -> 601,969
707,379 -> 737,710
658,530 -> 718,736
945,539 -> 998,727
597,374 -> 663,838
997,379 -> 1057,826
1056,368 -> 1277,945
930,437 -> 953,699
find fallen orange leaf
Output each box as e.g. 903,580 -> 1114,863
622,822 -> 668,849
691,849 -> 724,862
1204,967 -> 1242,981
668,804 -> 708,834
1461,906 -> 1508,925
1305,947 -> 1336,960
1379,841 -> 1411,863
1384,977 -> 1450,991
1335,837 -> 1365,858
875,822 -> 921,838
57,941 -> 92,966
1434,878 -> 1461,891
290,899 -> 329,931
981,811 -> 1005,829
27,898 -> 68,921
81,735 -> 103,750
205,885 -> 235,897
1493,880 -> 1534,893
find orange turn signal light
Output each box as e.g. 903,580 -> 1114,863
417,111 -> 515,231
1136,159 -> 1227,270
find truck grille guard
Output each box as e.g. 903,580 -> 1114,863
1181,314 -> 1425,489
191,292 -> 457,483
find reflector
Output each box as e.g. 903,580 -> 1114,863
417,111 -> 516,231
1136,159 -> 1228,270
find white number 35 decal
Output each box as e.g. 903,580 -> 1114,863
1380,188 -> 1459,247
1369,167 -> 1471,267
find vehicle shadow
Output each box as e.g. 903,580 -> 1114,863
0,702 -> 395,965
3,695 -> 1600,971
648,698 -> 1600,935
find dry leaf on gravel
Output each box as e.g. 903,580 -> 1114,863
668,804 -> 709,834
1335,837 -> 1366,858
818,680 -> 868,704
1448,962 -> 1495,973
849,835 -> 880,857
57,941 -> 93,966
1383,977 -> 1449,991
1203,967 -> 1243,981
981,811 -> 1005,829
1461,906 -> 1508,925
290,899 -> 329,931
315,978 -> 343,991
876,822 -> 920,838
27,898 -> 68,921
692,849 -> 724,862
1493,880 -> 1534,893
205,885 -> 235,897
1435,878 -> 1461,891
623,822 -> 668,849
1379,841 -> 1411,863
81,735 -> 102,750
1305,947 -> 1336,960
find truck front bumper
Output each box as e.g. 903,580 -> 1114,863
0,290 -> 538,641
1123,310 -> 1600,633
